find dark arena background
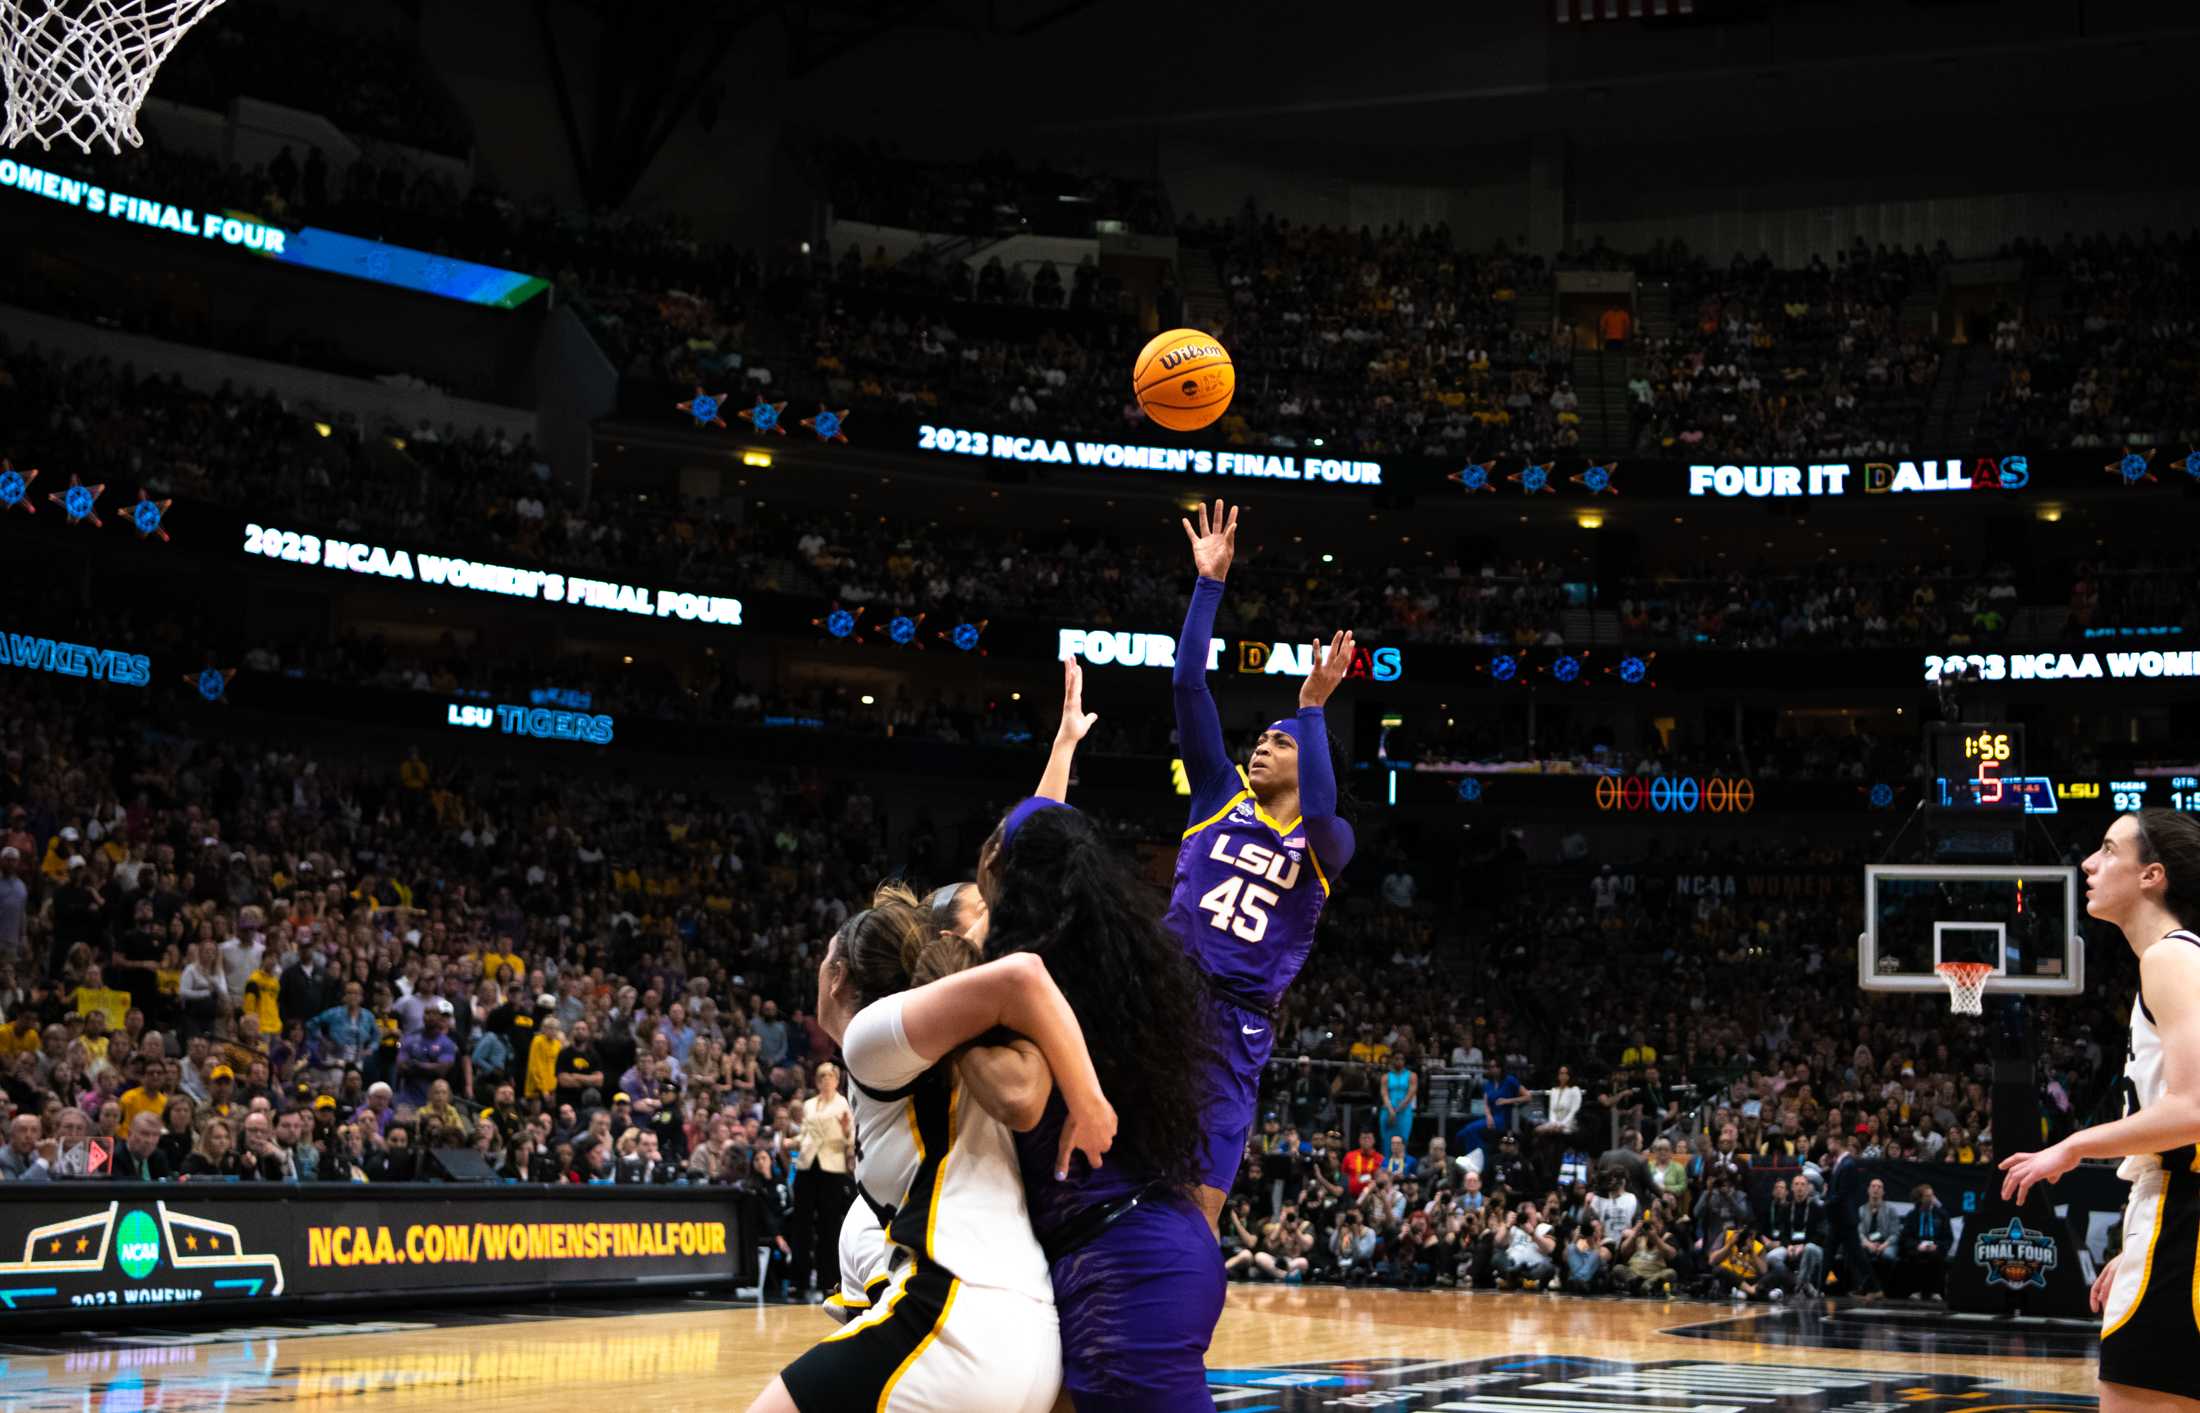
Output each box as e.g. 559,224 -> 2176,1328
0,0 -> 2195,1407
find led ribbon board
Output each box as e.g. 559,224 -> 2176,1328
917,424 -> 1383,486
243,524 -> 741,629
1,630 -> 150,687
0,159 -> 548,308
447,702 -> 614,745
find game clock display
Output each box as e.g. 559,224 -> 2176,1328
1928,724 -> 2028,811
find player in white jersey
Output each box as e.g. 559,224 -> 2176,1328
2002,809 -> 2200,1409
748,885 -> 1117,1413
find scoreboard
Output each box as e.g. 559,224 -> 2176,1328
1928,724 -> 2032,812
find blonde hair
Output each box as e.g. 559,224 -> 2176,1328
830,882 -> 976,1007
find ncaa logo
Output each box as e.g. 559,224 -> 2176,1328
117,1208 -> 161,1279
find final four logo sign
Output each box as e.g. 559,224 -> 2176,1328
1973,1217 -> 2060,1290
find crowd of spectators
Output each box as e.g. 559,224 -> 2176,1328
0,676 -> 1099,1288
0,657 -> 2145,1317
1215,849 -> 2128,1300
1620,237 -> 1949,462
1191,217 -> 1573,459
1979,231 -> 2200,452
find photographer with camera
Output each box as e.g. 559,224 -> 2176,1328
1330,1206 -> 1378,1284
1615,1207 -> 1680,1296
1492,1201 -> 1559,1290
1709,1223 -> 1791,1302
1692,1166 -> 1752,1268
1561,1217 -> 1611,1294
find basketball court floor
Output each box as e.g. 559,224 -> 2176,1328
0,1286 -> 2101,1411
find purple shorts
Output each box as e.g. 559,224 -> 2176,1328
1196,990 -> 1274,1191
1050,1191 -> 1225,1412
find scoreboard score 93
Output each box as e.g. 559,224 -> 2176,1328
1927,723 -> 2025,811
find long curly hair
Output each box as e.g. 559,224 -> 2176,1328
979,805 -> 1216,1189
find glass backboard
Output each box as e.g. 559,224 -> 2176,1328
1858,864 -> 2084,995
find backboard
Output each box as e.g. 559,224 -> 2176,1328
1858,864 -> 2084,996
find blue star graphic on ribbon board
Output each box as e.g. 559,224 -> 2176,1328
1487,653 -> 1519,684
676,388 -> 729,429
1448,459 -> 1497,494
887,613 -> 924,647
947,621 -> 986,653
814,605 -> 865,641
187,667 -> 236,703
1549,654 -> 1582,684
802,407 -> 851,444
2104,448 -> 2156,485
49,474 -> 104,526
0,460 -> 36,515
2173,449 -> 2200,481
1868,782 -> 1896,809
1606,652 -> 1657,687
1458,778 -> 1484,804
130,491 -> 172,542
740,399 -> 787,436
1509,461 -> 1555,495
1572,461 -> 1619,495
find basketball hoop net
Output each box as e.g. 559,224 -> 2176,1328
1,0 -> 228,155
1934,961 -> 1995,1016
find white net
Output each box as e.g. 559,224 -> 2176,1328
1,0 -> 227,154
1934,962 -> 1993,1016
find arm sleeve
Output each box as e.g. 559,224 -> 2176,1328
841,993 -> 927,1092
1293,704 -> 1356,873
1172,576 -> 1238,816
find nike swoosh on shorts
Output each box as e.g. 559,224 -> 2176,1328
1242,1025 -> 1265,1036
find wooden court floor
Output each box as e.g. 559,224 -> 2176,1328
0,1286 -> 2102,1411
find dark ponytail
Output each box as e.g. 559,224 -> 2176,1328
983,806 -> 1216,1189
2131,808 -> 2200,932
831,882 -> 976,1010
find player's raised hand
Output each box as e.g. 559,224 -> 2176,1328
1055,656 -> 1099,745
1181,498 -> 1238,582
1300,628 -> 1357,710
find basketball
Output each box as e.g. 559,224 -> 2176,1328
1133,328 -> 1235,431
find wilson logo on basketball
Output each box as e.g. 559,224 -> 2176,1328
1158,345 -> 1221,370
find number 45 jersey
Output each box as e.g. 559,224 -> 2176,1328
1162,769 -> 1332,1011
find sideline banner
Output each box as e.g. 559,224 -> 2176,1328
0,1185 -> 738,1320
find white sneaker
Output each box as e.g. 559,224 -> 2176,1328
1769,1289 -> 1786,1303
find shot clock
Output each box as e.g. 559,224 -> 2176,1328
1927,724 -> 2027,811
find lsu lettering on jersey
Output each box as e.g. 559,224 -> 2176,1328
1163,769 -> 1331,1008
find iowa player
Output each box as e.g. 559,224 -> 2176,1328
2002,809 -> 2200,1409
748,886 -> 1115,1413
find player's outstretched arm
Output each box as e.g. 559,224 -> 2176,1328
1035,657 -> 1099,803
2001,938 -> 2200,1202
1175,499 -> 1238,812
896,953 -> 1116,1177
1295,628 -> 1358,872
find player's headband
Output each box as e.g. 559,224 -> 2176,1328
926,883 -> 966,914
1263,718 -> 1301,746
1001,796 -> 1072,845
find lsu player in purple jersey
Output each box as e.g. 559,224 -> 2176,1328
1170,499 -> 1359,1231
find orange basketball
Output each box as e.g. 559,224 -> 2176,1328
1133,328 -> 1235,432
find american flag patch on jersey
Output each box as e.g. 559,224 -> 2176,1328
1283,836 -> 1306,848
